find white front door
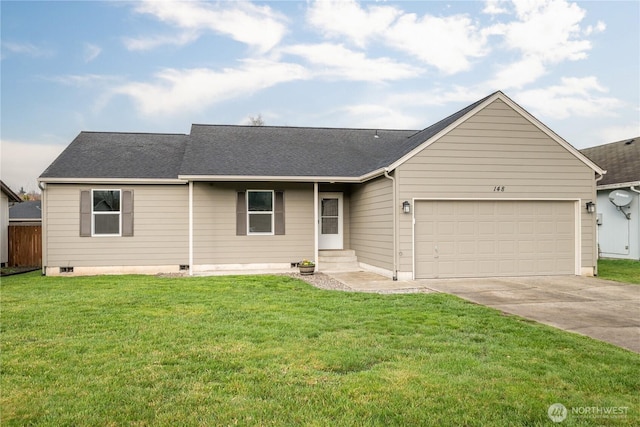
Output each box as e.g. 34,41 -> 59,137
318,192 -> 343,249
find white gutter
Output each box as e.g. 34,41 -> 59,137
179,169 -> 388,184
627,186 -> 640,195
38,178 -> 188,185
188,181 -> 194,276
314,182 -> 319,271
38,181 -> 47,276
593,172 -> 605,276
383,169 -> 398,280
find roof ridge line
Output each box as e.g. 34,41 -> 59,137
190,123 -> 417,132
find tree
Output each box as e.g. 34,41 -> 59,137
247,114 -> 265,126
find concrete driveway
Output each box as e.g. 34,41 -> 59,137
328,272 -> 640,353
419,276 -> 640,353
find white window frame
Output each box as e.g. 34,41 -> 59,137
92,189 -> 122,237
247,190 -> 274,235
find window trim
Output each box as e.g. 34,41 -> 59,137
91,189 -> 122,237
247,189 -> 274,235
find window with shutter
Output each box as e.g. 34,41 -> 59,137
237,190 -> 285,236
80,189 -> 134,237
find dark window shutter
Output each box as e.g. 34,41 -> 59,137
80,190 -> 91,237
122,190 -> 134,237
236,191 -> 246,236
274,191 -> 285,235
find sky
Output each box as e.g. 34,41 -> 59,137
1,0 -> 639,193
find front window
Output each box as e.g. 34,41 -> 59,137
93,190 -> 121,236
247,190 -> 273,234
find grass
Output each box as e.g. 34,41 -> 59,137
598,259 -> 640,284
1,273 -> 639,426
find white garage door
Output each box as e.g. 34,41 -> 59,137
415,200 -> 576,279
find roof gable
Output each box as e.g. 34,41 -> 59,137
580,137 -> 639,187
386,91 -> 605,175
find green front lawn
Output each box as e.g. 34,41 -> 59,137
598,259 -> 640,284
2,273 -> 638,426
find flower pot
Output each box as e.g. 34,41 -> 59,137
299,265 -> 315,275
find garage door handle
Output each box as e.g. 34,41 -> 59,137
434,245 -> 439,259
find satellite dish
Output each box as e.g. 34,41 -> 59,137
609,189 -> 632,207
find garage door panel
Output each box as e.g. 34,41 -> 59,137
415,200 -> 576,278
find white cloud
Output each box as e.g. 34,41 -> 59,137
83,43 -> 101,63
2,41 -> 54,58
114,59 -> 309,115
123,31 -> 199,51
516,76 -> 623,119
387,85 -> 490,108
339,104 -> 424,129
486,56 -> 547,90
584,20 -> 606,36
129,0 -> 288,52
46,74 -> 121,87
0,139 -> 65,193
384,13 -> 488,74
490,0 -> 592,63
597,123 -> 640,145
307,0 -> 488,75
282,43 -> 421,82
482,0 -> 510,15
307,0 -> 401,47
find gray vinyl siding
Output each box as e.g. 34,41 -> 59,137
193,182 -> 314,264
396,99 -> 597,273
45,184 -> 188,267
349,176 -> 394,271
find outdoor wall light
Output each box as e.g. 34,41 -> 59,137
402,200 -> 411,214
585,201 -> 596,213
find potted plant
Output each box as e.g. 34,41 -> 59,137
298,259 -> 315,275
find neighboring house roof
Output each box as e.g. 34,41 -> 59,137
580,137 -> 640,188
1,180 -> 21,202
40,132 -> 188,181
39,91 -> 604,183
9,200 -> 41,221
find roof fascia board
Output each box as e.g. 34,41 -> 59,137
386,92 -> 503,172
596,181 -> 640,190
38,178 -> 188,185
179,174 -> 367,183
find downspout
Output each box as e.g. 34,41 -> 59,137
384,169 -> 398,280
593,173 -> 605,276
631,186 -> 640,261
38,181 -> 47,275
188,181 -> 193,276
314,182 -> 319,271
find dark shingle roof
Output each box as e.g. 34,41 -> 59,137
580,137 -> 640,186
181,126 -> 417,177
40,132 -> 188,179
9,200 -> 41,220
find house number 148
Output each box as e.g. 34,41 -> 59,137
493,186 -> 505,192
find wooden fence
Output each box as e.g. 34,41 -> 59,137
8,225 -> 42,267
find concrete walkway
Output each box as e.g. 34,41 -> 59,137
327,272 -> 640,353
